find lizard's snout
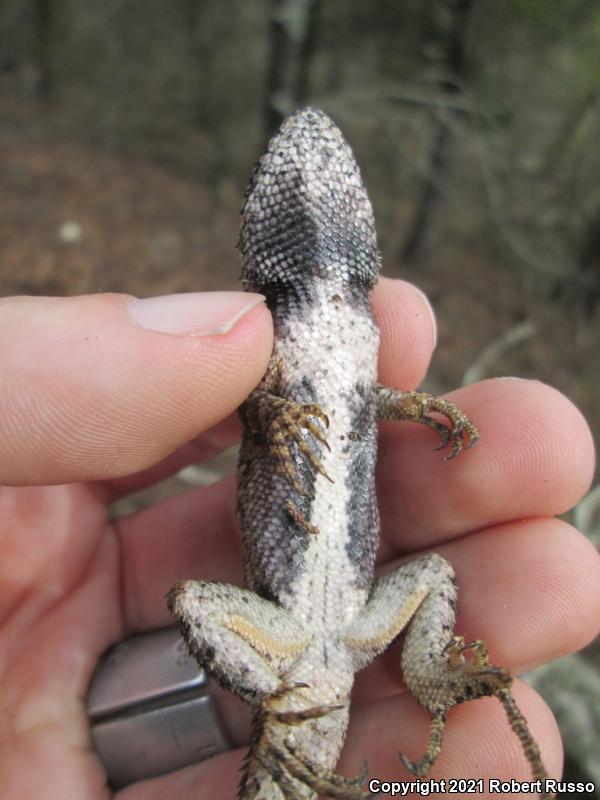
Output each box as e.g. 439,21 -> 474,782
239,107 -> 381,296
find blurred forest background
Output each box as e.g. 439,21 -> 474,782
1,0 -> 599,794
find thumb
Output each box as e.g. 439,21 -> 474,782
0,292 -> 272,484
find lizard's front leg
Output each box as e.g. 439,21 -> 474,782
376,385 -> 479,458
239,358 -> 331,536
240,359 -> 331,495
362,385 -> 552,795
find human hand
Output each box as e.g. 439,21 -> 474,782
0,283 -> 597,800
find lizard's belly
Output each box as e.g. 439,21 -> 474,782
238,282 -> 380,631
280,371 -> 378,629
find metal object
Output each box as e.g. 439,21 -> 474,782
87,626 -> 229,788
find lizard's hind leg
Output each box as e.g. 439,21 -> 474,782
167,580 -> 310,704
248,684 -> 369,800
168,581 -> 369,799
341,555 -> 552,796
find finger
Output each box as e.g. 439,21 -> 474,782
342,680 -> 562,793
99,414 -> 241,501
116,479 -> 600,675
115,680 -> 561,799
447,518 -> 600,668
0,292 -> 272,485
377,377 -> 595,552
354,517 -> 600,703
115,476 -> 241,631
374,276 -> 437,390
115,749 -> 242,800
101,276 -> 434,500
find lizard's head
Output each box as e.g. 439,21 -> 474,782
239,107 -> 381,299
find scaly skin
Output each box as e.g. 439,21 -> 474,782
167,108 -> 550,800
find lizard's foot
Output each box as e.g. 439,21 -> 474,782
252,687 -> 370,800
401,636 -> 511,776
285,499 -> 320,535
402,637 -> 552,795
497,688 -> 554,796
265,398 -> 332,493
442,634 -> 500,670
399,714 -> 446,777
376,387 -> 479,459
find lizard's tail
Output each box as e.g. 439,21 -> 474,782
238,699 -> 367,800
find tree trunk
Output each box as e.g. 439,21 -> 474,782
576,217 -> 600,314
401,0 -> 476,268
264,0 -> 321,145
34,0 -> 54,99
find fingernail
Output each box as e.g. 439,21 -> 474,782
128,292 -> 265,335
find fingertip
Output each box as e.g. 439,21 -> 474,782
379,376 -> 596,547
374,277 -> 437,390
343,682 -> 562,790
0,292 -> 273,484
444,517 -> 600,668
461,377 -> 595,518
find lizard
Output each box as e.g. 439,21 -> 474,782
167,107 -> 551,800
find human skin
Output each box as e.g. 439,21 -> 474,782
0,279 -> 598,800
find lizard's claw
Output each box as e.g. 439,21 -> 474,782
376,388 -> 479,458
438,634 -> 514,704
399,714 -> 446,777
284,743 -> 371,798
262,684 -> 344,726
410,393 -> 479,459
285,499 -> 320,535
402,635 -> 552,794
271,702 -> 345,725
253,688 -> 371,799
444,416 -> 479,461
268,680 -> 311,700
257,739 -> 371,799
443,635 -> 491,669
266,399 -> 332,494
